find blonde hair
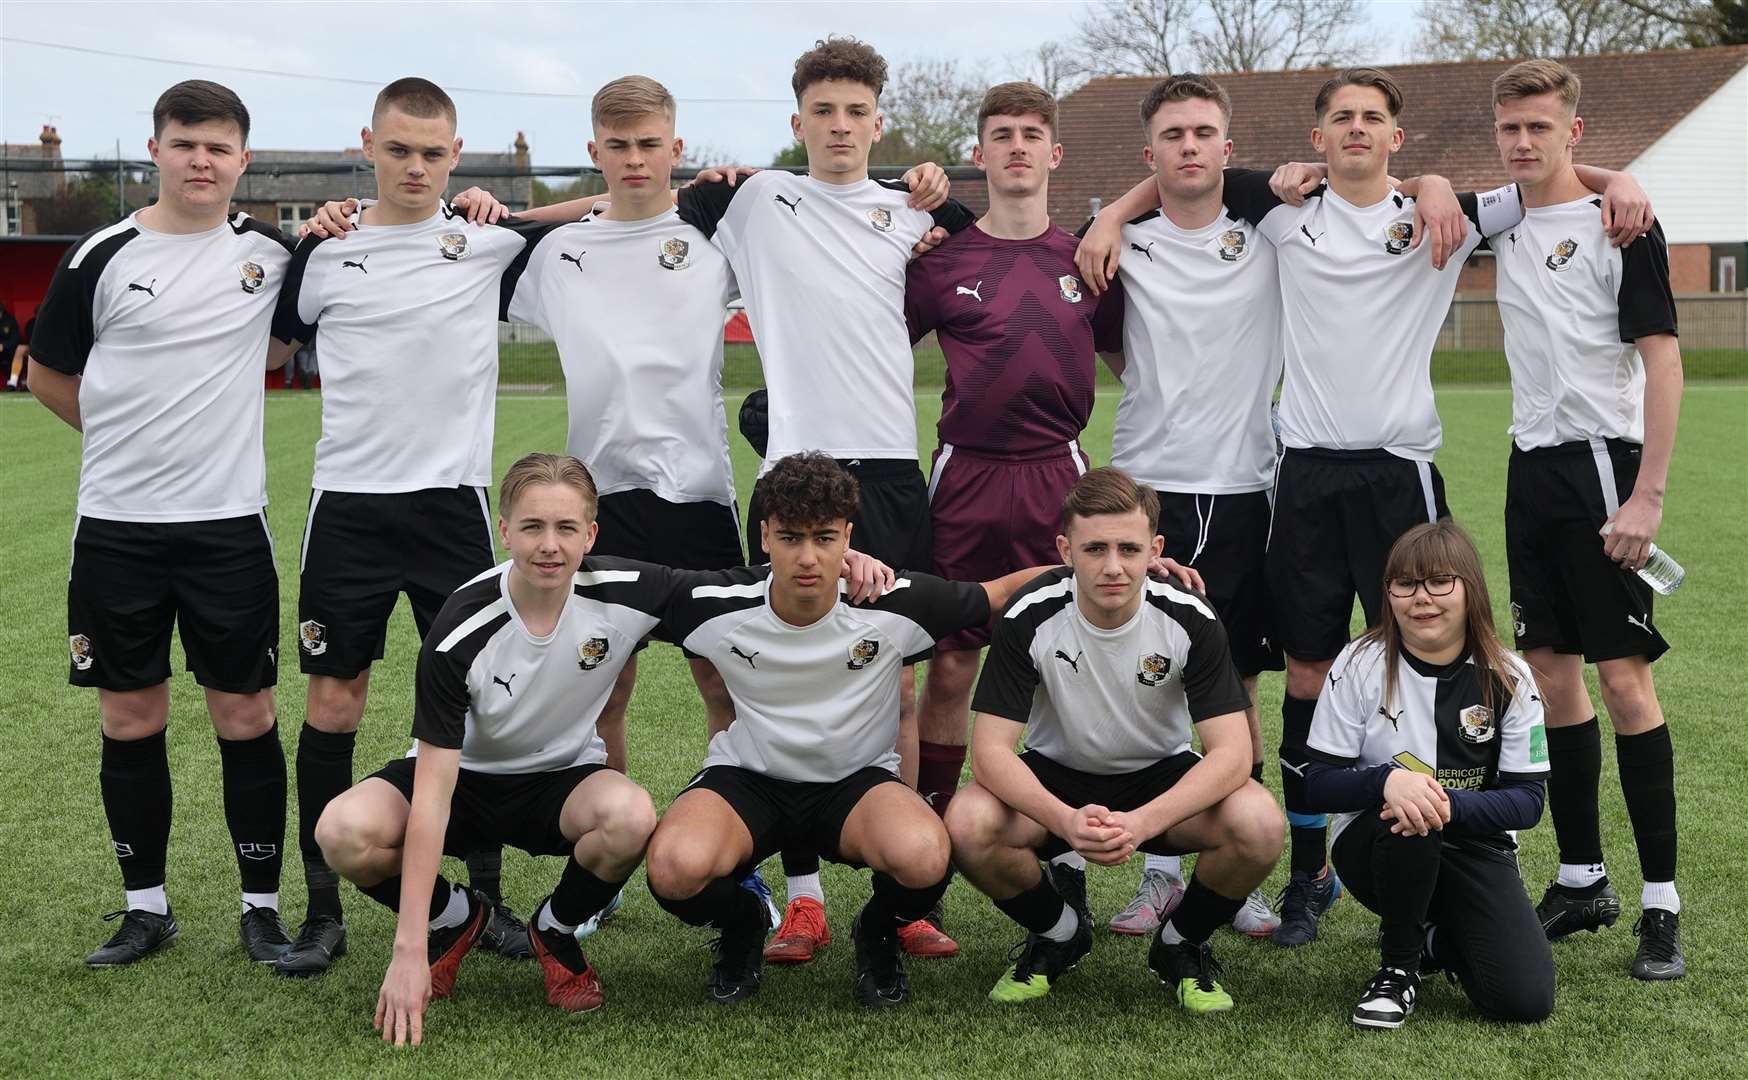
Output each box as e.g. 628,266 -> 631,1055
1493,59 -> 1581,114
499,453 -> 598,523
592,75 -> 676,130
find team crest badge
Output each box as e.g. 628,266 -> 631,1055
1136,652 -> 1171,686
1058,274 -> 1083,303
69,634 -> 94,671
1458,704 -> 1496,744
298,620 -> 328,656
578,638 -> 610,671
847,638 -> 880,670
1383,220 -> 1414,255
1545,238 -> 1578,272
1510,602 -> 1526,639
438,233 -> 469,260
238,261 -> 265,294
868,208 -> 894,233
1216,229 -> 1247,262
658,237 -> 692,270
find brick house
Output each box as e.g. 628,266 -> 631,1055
1050,46 -> 1748,294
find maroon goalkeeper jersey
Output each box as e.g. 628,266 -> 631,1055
905,224 -> 1122,456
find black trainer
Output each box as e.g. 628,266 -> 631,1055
477,901 -> 535,960
240,904 -> 294,963
1631,909 -> 1686,980
988,904 -> 1095,1004
1148,934 -> 1233,1014
1271,869 -> 1338,948
87,908 -> 179,968
706,901 -> 769,1005
273,914 -> 347,978
1049,861 -> 1093,928
1536,878 -> 1622,941
1351,965 -> 1419,1030
852,909 -> 910,1007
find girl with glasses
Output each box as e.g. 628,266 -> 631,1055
1301,521 -> 1555,1029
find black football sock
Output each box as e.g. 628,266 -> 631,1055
217,723 -> 287,896
101,730 -> 173,892
465,848 -> 503,906
992,875 -> 1069,935
1546,718 -> 1605,867
1281,694 -> 1327,876
780,849 -> 820,879
653,874 -> 761,931
358,873 -> 455,916
296,723 -> 355,919
1162,875 -> 1245,946
864,871 -> 949,934
1616,725 -> 1677,884
548,859 -> 627,928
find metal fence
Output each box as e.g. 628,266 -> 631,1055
494,294 -> 1748,392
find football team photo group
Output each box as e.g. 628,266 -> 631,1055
12,17 -> 1727,1067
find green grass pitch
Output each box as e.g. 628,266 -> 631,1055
0,382 -> 1744,1077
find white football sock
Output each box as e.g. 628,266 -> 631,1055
1040,903 -> 1078,943
428,884 -> 470,931
1144,853 -> 1183,877
241,891 -> 279,915
1157,918 -> 1185,946
536,898 -> 576,934
785,873 -> 824,905
1641,880 -> 1680,914
1050,851 -> 1086,871
126,886 -> 169,916
1557,862 -> 1607,888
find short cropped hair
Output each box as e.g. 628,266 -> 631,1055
1060,467 -> 1161,535
757,452 -> 860,528
978,81 -> 1058,140
373,77 -> 457,129
593,75 -> 677,130
1493,59 -> 1582,114
1140,73 -> 1231,132
153,80 -> 250,143
792,36 -> 888,102
1314,67 -> 1404,121
499,452 -> 598,523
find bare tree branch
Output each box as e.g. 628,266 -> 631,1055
880,58 -> 987,165
1008,40 -> 1089,98
1073,0 -> 1197,77
1415,0 -> 1684,60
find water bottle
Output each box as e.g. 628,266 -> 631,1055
1636,544 -> 1685,596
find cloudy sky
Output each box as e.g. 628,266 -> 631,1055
3,0 -> 1423,166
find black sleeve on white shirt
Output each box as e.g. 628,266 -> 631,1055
496,218 -> 563,323
930,197 -> 976,235
1618,219 -> 1678,342
675,180 -> 740,239
969,612 -> 1041,723
1221,168 -> 1285,227
880,574 -> 992,662
272,234 -> 327,344
1173,593 -> 1252,722
29,224 -> 137,376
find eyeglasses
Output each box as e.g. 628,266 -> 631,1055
1386,574 -> 1459,598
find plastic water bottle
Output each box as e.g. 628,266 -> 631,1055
1636,544 -> 1685,596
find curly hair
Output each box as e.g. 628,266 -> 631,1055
756,452 -> 860,528
791,36 -> 888,102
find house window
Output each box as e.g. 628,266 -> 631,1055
278,203 -> 315,234
1720,256 -> 1738,293
2,202 -> 19,236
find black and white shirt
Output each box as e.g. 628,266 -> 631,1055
31,211 -> 291,522
1306,638 -> 1549,846
971,568 -> 1250,775
272,202 -> 542,493
661,567 -> 990,782
501,209 -> 739,506
411,556 -> 679,774
676,172 -> 975,471
1490,200 -> 1678,450
1223,171 -> 1523,460
1107,207 -> 1283,495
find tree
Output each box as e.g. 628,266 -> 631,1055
36,167 -> 127,235
1416,0 -> 1683,59
1191,0 -> 1367,72
1618,0 -> 1748,44
1008,40 -> 1088,98
769,127 -> 921,169
1072,0 -> 1196,77
881,58 -> 986,165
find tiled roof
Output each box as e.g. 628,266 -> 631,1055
1050,45 -> 1748,224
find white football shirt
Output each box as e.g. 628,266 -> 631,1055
502,209 -> 739,505
972,568 -> 1250,775
273,202 -> 539,493
412,557 -> 678,774
661,567 -> 991,782
1490,200 -> 1678,450
1224,172 -> 1522,460
1106,207 -> 1283,494
677,172 -> 975,472
1306,638 -> 1549,845
31,211 -> 291,522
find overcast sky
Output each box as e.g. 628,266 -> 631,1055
3,0 -> 1423,166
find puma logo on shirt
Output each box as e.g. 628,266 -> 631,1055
730,645 -> 760,668
955,281 -> 983,302
1130,241 -> 1156,262
341,256 -> 369,273
127,279 -> 157,296
1054,649 -> 1082,673
558,251 -> 585,270
773,194 -> 802,216
493,673 -> 516,696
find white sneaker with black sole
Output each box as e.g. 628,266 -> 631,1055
1351,965 -> 1418,1030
